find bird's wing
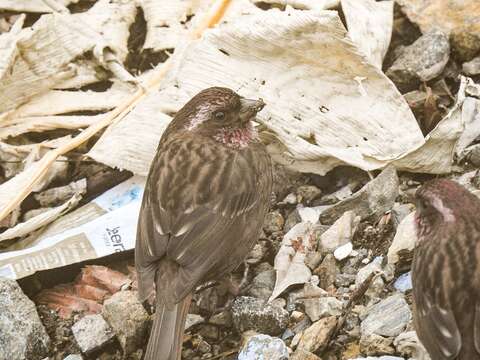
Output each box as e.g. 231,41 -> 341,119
413,291 -> 462,359
135,134 -> 271,304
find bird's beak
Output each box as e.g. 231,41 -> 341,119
239,98 -> 265,123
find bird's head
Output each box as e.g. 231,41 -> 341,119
173,87 -> 265,147
414,179 -> 479,237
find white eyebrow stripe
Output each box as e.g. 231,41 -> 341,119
432,197 -> 455,222
186,105 -> 211,130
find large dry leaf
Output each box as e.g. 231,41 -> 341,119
341,0 -> 393,69
394,77 -> 480,173
90,7 -> 424,176
0,0 -> 76,13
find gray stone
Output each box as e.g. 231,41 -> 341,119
72,314 -> 114,354
238,334 -> 289,360
394,331 -> 430,360
209,310 -> 232,327
232,297 -> 289,336
315,253 -> 338,289
335,273 -> 356,287
290,349 -> 321,360
63,355 -> 83,360
361,294 -> 412,337
463,56 -> 480,76
247,241 -> 268,265
386,31 -> 450,92
296,185 -> 322,204
185,314 -> 205,330
248,269 -> 276,300
264,210 -> 285,233
360,334 -> 395,356
0,277 -> 50,360
320,166 -> 399,225
102,290 -> 150,355
451,29 -> 480,62
304,297 -> 342,322
284,208 -> 302,233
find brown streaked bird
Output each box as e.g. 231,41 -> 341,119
135,87 -> 272,360
412,179 -> 480,359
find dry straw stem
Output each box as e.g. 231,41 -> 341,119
0,0 -> 232,223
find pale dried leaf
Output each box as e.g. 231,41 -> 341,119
0,114 -> 104,140
10,86 -> 132,118
320,211 -> 359,252
269,217 -> 318,301
341,0 -> 393,68
394,77 -> 480,173
0,194 -> 81,242
0,0 -> 77,13
250,0 -> 339,10
90,7 -> 423,176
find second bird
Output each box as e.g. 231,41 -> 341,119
413,179 -> 480,359
135,87 -> 273,360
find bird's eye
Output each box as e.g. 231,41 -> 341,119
215,111 -> 225,120
416,198 -> 429,212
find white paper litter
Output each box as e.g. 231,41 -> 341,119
90,7 -> 425,176
0,176 -> 146,280
341,0 -> 393,69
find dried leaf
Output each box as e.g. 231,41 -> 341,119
341,0 -> 393,68
269,208 -> 320,301
90,7 -> 423,176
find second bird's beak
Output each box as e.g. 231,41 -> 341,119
239,98 -> 265,123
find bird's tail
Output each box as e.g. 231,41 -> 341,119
144,293 -> 192,360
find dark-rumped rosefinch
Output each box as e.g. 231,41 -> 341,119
412,179 -> 480,359
135,87 -> 272,360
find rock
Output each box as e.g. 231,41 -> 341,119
198,324 -> 220,340
361,294 -> 412,337
360,334 -> 395,356
393,272 -> 412,293
185,314 -> 205,330
72,314 -> 115,354
247,241 -> 268,264
264,210 -> 285,234
209,310 -> 232,327
238,334 -> 289,360
101,290 -> 150,354
334,242 -> 353,260
451,29 -> 480,62
350,357 -> 404,360
297,316 -> 337,353
284,208 -> 302,233
320,166 -> 399,225
314,254 -> 338,289
387,212 -> 416,266
63,355 -> 83,360
335,273 -> 356,288
386,31 -> 450,92
34,179 -> 87,207
320,211 -> 359,252
296,185 -> 322,204
290,349 -> 321,360
0,277 -> 50,360
232,297 -> 289,336
304,297 -> 342,322
403,90 -> 427,110
394,331 -> 430,360
356,256 -> 383,286
248,269 -> 276,300
463,56 -> 480,76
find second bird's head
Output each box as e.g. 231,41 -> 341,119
174,87 -> 265,133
